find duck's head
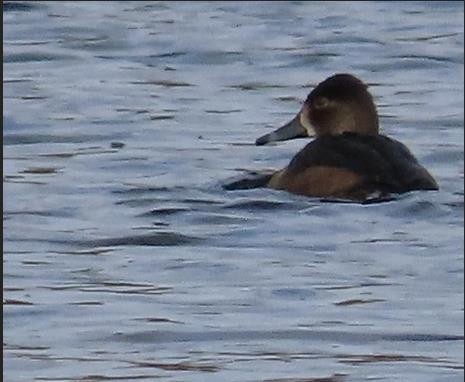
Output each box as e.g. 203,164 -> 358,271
255,73 -> 379,145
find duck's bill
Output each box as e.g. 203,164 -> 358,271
255,107 -> 315,146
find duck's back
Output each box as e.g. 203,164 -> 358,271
285,132 -> 438,196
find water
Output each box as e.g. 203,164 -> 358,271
3,2 -> 464,381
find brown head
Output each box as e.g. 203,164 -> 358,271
256,74 -> 379,145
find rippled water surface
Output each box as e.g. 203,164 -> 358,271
3,2 -> 464,382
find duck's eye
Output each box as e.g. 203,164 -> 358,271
313,97 -> 329,109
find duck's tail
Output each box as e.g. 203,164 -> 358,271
222,170 -> 275,190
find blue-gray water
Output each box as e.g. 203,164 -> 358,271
3,2 -> 464,382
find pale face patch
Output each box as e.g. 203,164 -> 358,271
299,104 -> 316,136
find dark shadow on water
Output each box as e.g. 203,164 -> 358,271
7,232 -> 202,248
3,1 -> 43,12
113,329 -> 464,345
222,199 -> 299,211
85,232 -> 202,247
138,207 -> 192,217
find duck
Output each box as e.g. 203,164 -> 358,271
225,73 -> 438,202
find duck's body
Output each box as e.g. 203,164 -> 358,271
224,73 -> 438,202
267,132 -> 437,201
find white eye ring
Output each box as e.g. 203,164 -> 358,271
314,97 -> 329,109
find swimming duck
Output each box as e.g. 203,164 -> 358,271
226,73 -> 438,202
